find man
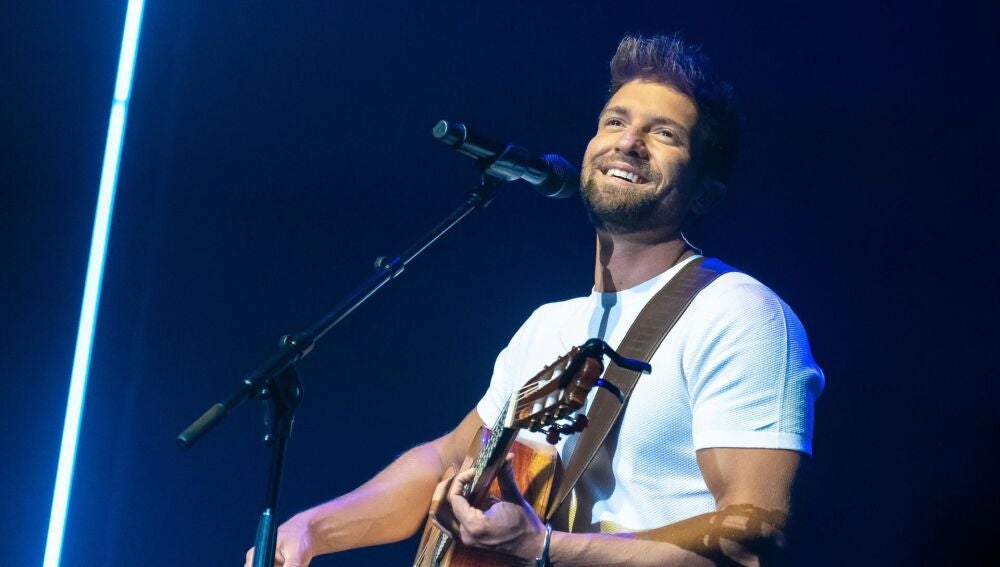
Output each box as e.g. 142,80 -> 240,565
246,34 -> 823,566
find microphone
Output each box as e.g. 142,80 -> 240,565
432,120 -> 579,199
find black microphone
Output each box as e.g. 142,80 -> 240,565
432,120 -> 579,199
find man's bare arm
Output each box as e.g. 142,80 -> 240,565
245,409 -> 484,566
546,448 -> 802,566
445,447 -> 802,566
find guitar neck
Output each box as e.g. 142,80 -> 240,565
463,401 -> 520,507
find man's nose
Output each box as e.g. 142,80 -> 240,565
614,128 -> 648,158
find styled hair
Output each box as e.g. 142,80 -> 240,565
609,34 -> 740,183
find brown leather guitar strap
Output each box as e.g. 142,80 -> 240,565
545,255 -> 735,523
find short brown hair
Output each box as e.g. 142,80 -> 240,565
610,34 -> 739,183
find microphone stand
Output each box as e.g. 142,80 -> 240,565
176,172 -> 508,567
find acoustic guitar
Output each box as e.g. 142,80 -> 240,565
413,339 -> 615,567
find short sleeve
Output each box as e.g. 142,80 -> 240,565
684,279 -> 824,454
476,341 -> 517,427
476,304 -> 555,427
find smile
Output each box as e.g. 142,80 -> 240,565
602,167 -> 648,185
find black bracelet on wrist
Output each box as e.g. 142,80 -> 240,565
535,523 -> 553,567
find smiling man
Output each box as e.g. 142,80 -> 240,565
246,34 -> 823,567
583,81 -> 701,233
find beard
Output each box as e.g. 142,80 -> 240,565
580,166 -> 666,233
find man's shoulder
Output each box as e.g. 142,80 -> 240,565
688,267 -> 797,327
523,291 -> 595,324
700,269 -> 776,302
499,291 -> 596,357
676,264 -> 817,362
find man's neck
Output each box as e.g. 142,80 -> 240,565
593,230 -> 691,292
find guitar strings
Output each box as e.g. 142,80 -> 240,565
416,367 -> 569,565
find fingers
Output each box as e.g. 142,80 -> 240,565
496,453 -> 525,504
449,467 -> 476,496
282,534 -> 314,567
430,466 -> 456,513
430,481 -> 458,535
447,468 -> 480,524
243,547 -> 282,567
244,542 -> 311,567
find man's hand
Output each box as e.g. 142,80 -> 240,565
243,513 -> 315,567
439,456 -> 546,565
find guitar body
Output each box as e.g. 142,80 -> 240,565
413,427 -> 559,567
413,342 -> 605,566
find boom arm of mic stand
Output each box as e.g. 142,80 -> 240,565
175,173 -> 507,449
176,333 -> 313,448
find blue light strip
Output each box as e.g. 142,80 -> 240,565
43,1 -> 145,565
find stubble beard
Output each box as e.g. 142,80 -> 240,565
580,169 -> 665,234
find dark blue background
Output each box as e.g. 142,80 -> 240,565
2,1 -> 995,565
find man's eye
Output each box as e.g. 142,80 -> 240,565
656,129 -> 677,140
604,117 -> 625,128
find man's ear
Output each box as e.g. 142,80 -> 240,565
692,179 -> 727,215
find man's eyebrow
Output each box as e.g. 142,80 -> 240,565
599,105 -> 630,118
598,105 -> 691,136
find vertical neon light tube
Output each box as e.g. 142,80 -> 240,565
43,1 -> 145,565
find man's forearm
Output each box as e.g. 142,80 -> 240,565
550,532 -> 713,567
292,441 -> 446,555
549,505 -> 787,567
270,409 -> 483,562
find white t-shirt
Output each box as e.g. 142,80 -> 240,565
476,256 -> 824,532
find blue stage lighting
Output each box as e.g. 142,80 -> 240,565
43,1 -> 145,565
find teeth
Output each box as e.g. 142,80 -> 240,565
606,168 -> 641,183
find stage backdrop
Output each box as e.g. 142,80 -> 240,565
1,1 -> 995,564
